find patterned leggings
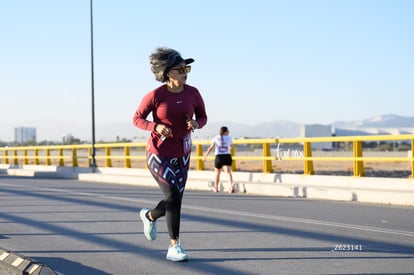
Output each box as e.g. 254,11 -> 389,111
146,152 -> 191,240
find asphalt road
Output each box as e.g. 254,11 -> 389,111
0,175 -> 413,275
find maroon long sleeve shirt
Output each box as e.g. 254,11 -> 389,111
133,84 -> 207,157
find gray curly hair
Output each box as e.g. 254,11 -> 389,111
149,47 -> 194,82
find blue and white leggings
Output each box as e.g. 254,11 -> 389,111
146,151 -> 191,240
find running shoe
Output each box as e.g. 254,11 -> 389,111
166,242 -> 188,262
140,208 -> 157,241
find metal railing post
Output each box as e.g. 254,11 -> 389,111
13,150 -> 18,166
263,142 -> 272,173
46,149 -> 51,166
353,140 -> 364,176
105,147 -> 112,167
58,148 -> 64,166
124,146 -> 131,168
303,142 -> 314,175
24,149 -> 28,165
4,150 -> 9,165
88,147 -> 92,167
411,139 -> 414,179
195,144 -> 204,170
72,148 -> 78,167
231,146 -> 236,171
34,149 -> 39,165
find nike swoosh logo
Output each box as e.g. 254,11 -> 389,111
177,101 -> 183,104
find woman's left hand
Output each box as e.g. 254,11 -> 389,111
187,120 -> 198,131
186,114 -> 198,131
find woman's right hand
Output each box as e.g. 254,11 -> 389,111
155,124 -> 172,138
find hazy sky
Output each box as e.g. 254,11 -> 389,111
1,0 -> 413,141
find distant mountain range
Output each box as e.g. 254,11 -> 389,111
130,113 -> 414,141
332,114 -> 414,136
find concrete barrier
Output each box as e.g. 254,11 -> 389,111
1,165 -> 413,206
0,247 -> 57,275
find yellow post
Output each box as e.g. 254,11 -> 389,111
24,149 -> 28,165
263,142 -> 272,173
13,150 -> 18,165
58,148 -> 64,166
195,144 -> 204,170
88,147 -> 92,166
34,149 -> 39,165
72,148 -> 78,167
105,146 -> 112,167
231,146 -> 236,171
124,146 -> 131,168
4,150 -> 9,165
353,140 -> 364,176
411,139 -> 414,179
46,149 -> 51,166
303,142 -> 314,175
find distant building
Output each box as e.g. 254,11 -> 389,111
15,127 -> 37,144
62,133 -> 73,144
300,124 -> 333,150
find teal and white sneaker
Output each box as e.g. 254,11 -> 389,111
139,208 -> 157,241
166,243 -> 188,262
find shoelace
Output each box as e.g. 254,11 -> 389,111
172,244 -> 184,254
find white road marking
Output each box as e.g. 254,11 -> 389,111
1,182 -> 413,238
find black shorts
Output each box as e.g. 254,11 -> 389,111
214,154 -> 232,169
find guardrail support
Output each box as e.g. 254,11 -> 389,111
46,149 -> 51,165
88,147 -> 92,167
24,149 -> 28,165
58,148 -> 64,166
13,150 -> 18,165
72,148 -> 78,167
353,140 -> 364,176
231,146 -> 236,171
195,144 -> 204,170
411,139 -> 414,179
303,142 -> 314,175
105,147 -> 112,167
4,150 -> 9,164
124,146 -> 131,168
263,142 -> 272,173
34,149 -> 39,165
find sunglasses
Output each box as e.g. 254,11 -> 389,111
171,65 -> 191,75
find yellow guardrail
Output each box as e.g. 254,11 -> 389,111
0,134 -> 413,178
